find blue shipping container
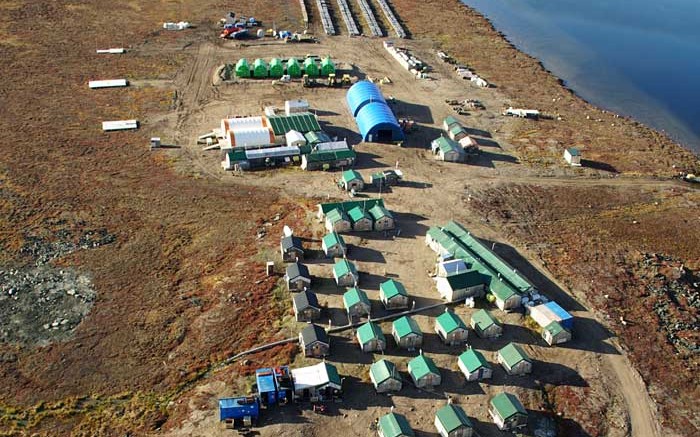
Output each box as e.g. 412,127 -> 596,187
256,368 -> 278,405
219,397 -> 260,421
544,301 -> 573,330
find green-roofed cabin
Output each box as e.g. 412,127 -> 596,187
436,270 -> 487,302
321,56 -> 335,76
489,392 -> 527,431
235,58 -> 250,78
448,124 -> 469,142
378,412 -> 414,437
253,58 -> 268,78
340,169 -> 364,192
443,116 -> 462,132
369,204 -> 395,231
489,278 -> 522,312
369,359 -> 402,393
470,309 -> 502,339
324,208 -> 352,233
380,279 -> 409,310
434,309 -> 468,345
303,57 -> 319,77
497,342 -> 532,376
322,231 -> 346,258
542,321 -> 571,346
348,206 -> 373,231
356,322 -> 386,352
458,348 -> 492,381
343,287 -> 370,318
269,58 -> 284,78
391,316 -> 422,350
431,136 -> 465,162
333,259 -> 359,287
434,403 -> 474,437
286,57 -> 302,77
408,352 -> 441,388
301,147 -> 357,171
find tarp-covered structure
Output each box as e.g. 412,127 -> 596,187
346,81 -> 403,143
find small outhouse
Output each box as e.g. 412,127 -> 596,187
564,147 -> 581,166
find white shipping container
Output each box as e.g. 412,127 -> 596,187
89,79 -> 128,89
285,99 -> 309,115
96,48 -> 125,54
102,120 -> 138,131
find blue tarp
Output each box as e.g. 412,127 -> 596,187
219,397 -> 259,421
544,301 -> 573,329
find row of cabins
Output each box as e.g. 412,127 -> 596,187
318,199 -> 395,233
377,392 -> 527,436
338,168 -> 404,192
430,117 -> 479,163
425,221 -> 536,311
234,56 -> 335,79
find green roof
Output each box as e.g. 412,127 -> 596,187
458,348 -> 491,372
544,320 -> 566,336
226,149 -> 247,162
471,309 -> 499,331
305,148 -> 356,163
381,279 -> 407,299
325,208 -> 348,224
324,362 -> 342,386
490,278 -> 517,301
445,270 -> 487,290
319,198 -> 385,215
343,287 -> 369,310
369,359 -> 400,384
341,169 -> 363,183
347,205 -> 372,223
444,116 -> 460,128
393,316 -> 421,339
378,413 -> 414,437
266,112 -> 321,135
436,311 -> 467,334
322,231 -> 345,249
490,393 -> 527,421
498,342 -> 531,367
449,124 -> 468,136
408,353 -> 439,380
433,137 -> 460,154
333,259 -> 357,278
435,404 -> 472,432
369,204 -> 393,220
304,130 -> 332,145
357,322 -> 385,345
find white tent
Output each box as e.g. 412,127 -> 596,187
229,127 -> 274,148
291,362 -> 341,394
285,130 -> 307,148
220,116 -> 266,137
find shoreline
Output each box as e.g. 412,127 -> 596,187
456,0 -> 700,155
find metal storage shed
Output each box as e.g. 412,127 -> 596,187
253,58 -> 268,78
355,102 -> 404,143
321,56 -> 335,76
346,81 -> 387,117
269,58 -> 284,78
286,57 -> 302,77
235,58 -> 250,78
303,58 -> 319,77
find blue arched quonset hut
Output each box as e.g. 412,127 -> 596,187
346,81 -> 404,143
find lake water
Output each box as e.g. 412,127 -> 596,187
462,0 -> 700,153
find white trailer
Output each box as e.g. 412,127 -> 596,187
89,79 -> 128,89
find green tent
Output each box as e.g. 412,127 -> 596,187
286,57 -> 302,77
303,58 -> 319,77
253,58 -> 268,78
235,58 -> 250,78
269,58 -> 284,78
321,56 -> 335,76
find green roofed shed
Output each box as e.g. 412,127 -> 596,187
253,58 -> 268,78
490,392 -> 527,422
356,322 -> 385,352
269,58 -> 284,78
343,287 -> 370,316
393,316 -> 420,338
321,56 -> 335,76
369,359 -> 401,387
459,348 -> 490,373
267,113 -> 321,135
381,279 -> 406,299
408,353 -> 439,381
379,412 -> 414,437
435,404 -> 473,435
436,311 -> 467,334
286,57 -> 302,77
235,58 -> 250,78
304,57 -> 319,77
